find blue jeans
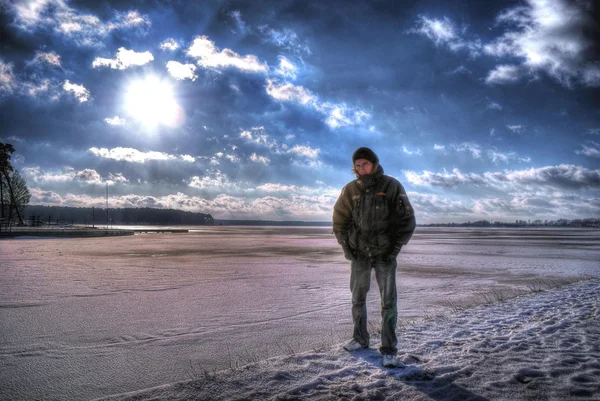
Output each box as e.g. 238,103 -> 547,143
350,256 -> 398,355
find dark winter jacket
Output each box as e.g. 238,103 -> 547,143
332,164 -> 416,259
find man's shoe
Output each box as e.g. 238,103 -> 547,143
343,340 -> 368,352
382,354 -> 405,368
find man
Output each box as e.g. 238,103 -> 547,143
332,147 -> 416,368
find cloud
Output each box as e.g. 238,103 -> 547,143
319,103 -> 371,129
487,149 -> 531,164
104,116 -> 127,126
250,153 -> 270,165
586,128 -> 600,136
506,125 -> 526,135
28,51 -> 62,67
575,143 -> 600,158
92,48 -> 154,70
0,59 -> 16,94
486,101 -> 502,110
290,145 -> 320,159
23,166 -> 111,186
485,64 -> 525,84
160,38 -> 180,51
484,0 -> 600,88
265,79 -> 316,105
405,169 -> 488,188
229,10 -> 248,35
166,61 -> 197,80
29,187 -> 63,204
265,80 -> 371,129
8,1 -> 150,46
186,36 -> 268,73
74,168 -> 103,184
402,146 -> 423,156
433,144 -> 446,151
188,169 -> 239,190
274,56 -> 297,79
406,165 -> 600,190
88,147 -> 195,163
410,15 -> 482,56
258,26 -> 311,56
63,80 -> 90,102
453,142 -> 482,159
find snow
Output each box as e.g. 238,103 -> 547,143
97,279 -> 600,401
1,227 -> 599,400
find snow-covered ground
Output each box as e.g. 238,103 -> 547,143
98,279 -> 600,401
1,227 -> 599,400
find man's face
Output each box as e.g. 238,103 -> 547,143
354,159 -> 373,175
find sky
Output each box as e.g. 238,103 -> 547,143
0,0 -> 599,223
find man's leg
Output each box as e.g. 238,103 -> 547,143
374,258 -> 398,355
350,257 -> 371,347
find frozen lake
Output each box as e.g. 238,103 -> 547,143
1,226 -> 599,400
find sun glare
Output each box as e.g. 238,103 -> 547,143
124,76 -> 183,128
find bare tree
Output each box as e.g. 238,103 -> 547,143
1,170 -> 31,225
0,142 -> 26,226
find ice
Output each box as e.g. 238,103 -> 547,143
1,226 -> 599,400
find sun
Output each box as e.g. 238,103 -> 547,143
124,76 -> 183,128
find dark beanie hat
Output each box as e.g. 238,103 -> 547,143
352,147 -> 379,164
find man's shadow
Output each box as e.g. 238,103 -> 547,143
353,348 -> 490,401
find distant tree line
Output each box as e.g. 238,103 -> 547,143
24,205 -> 214,226
214,219 -> 330,226
420,218 -> 600,228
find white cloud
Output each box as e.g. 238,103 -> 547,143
405,169 -> 487,188
250,153 -> 270,165
484,0 -> 600,88
453,142 -> 482,159
104,116 -> 127,126
186,35 -> 268,73
410,15 -> 481,56
88,147 -> 194,163
92,47 -> 154,70
265,80 -> 316,105
229,10 -> 247,35
188,169 -> 238,189
290,145 -> 320,159
23,166 -> 113,186
506,125 -> 526,135
487,149 -> 531,164
402,146 -> 423,156
0,59 -> 16,94
63,80 -> 90,102
485,64 -> 524,84
160,38 -> 179,51
107,172 -> 129,184
319,103 -> 371,129
265,81 -> 370,130
180,154 -> 196,162
9,1 -> 150,47
258,26 -> 311,56
486,101 -> 502,110
274,56 -> 297,79
576,143 -> 600,158
405,165 -> 600,190
29,51 -> 62,67
166,61 -> 197,80
433,144 -> 446,151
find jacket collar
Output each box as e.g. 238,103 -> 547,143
357,165 -> 384,189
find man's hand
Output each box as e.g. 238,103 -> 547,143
383,245 -> 402,262
342,245 -> 356,261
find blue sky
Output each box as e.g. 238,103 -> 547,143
1,0 -> 599,223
